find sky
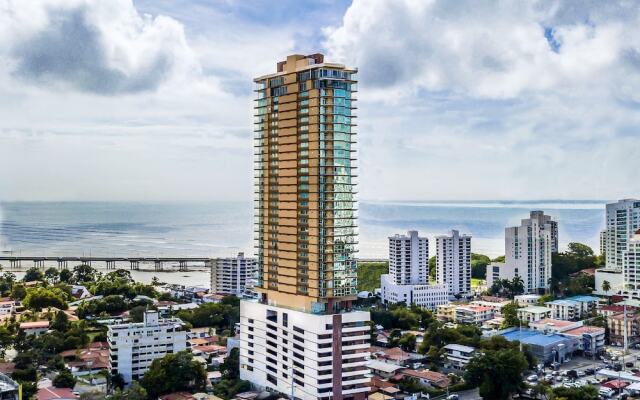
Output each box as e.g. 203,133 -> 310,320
0,0 -> 639,202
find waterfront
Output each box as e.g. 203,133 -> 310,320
0,200 -> 607,287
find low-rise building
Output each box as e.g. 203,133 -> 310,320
517,306 -> 552,323
19,321 -> 49,336
499,328 -> 578,364
392,369 -> 450,389
562,325 -> 606,356
367,360 -> 404,379
455,305 -> 494,325
0,300 -> 14,316
514,294 -> 542,307
107,310 -> 187,383
35,387 -> 78,400
529,319 -> 582,334
436,304 -> 457,322
545,295 -> 599,321
607,312 -> 640,347
594,268 -> 624,296
380,274 -> 449,311
59,342 -> 109,377
443,344 -> 475,370
470,300 -> 511,315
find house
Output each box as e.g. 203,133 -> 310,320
0,373 -> 18,400
191,345 -> 227,366
393,369 -> 450,388
517,306 -> 552,323
367,360 -> 404,379
188,327 -> 217,339
201,294 -> 225,304
371,347 -> 416,367
157,302 -> 199,317
443,344 -> 475,369
71,285 -> 92,299
455,305 -> 494,325
35,387 -> 79,400
59,342 -> 109,376
19,320 -> 49,336
0,300 -> 15,316
207,371 -> 222,385
607,312 -> 640,346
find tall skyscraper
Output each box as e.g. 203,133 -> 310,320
240,54 -> 370,400
381,231 -> 448,310
388,230 -> 429,285
605,199 -> 640,270
436,230 -> 472,295
505,211 -> 556,293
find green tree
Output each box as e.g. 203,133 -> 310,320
493,255 -> 505,263
212,379 -> 251,400
398,333 -> 417,352
23,287 -> 68,310
552,385 -> 599,400
10,284 -> 27,301
387,329 -> 402,347
140,351 -> 206,398
471,253 -> 491,279
73,264 -> 98,284
464,348 -> 528,400
44,268 -> 60,284
220,348 -> 240,380
0,326 -> 14,357
51,310 -> 70,332
107,382 -> 147,400
53,369 -> 76,388
500,302 -> 520,328
428,256 -> 436,281
23,267 -> 44,282
59,269 -> 73,283
128,305 -> 148,323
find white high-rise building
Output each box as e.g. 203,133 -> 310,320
240,302 -> 370,400
489,211 -> 556,294
605,199 -> 640,270
108,311 -> 187,383
211,252 -> 257,296
436,230 -> 472,295
623,231 -> 640,295
381,230 -> 449,310
388,231 -> 429,285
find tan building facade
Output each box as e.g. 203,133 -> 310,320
253,54 -> 358,314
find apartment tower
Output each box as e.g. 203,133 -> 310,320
505,211 -> 556,293
381,231 -> 448,310
388,230 -> 429,285
240,54 -> 370,400
436,230 -> 472,295
604,199 -> 640,270
210,252 -> 257,296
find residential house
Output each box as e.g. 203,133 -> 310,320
19,321 -> 49,336
442,344 -> 475,370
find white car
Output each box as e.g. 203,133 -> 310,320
577,370 -> 585,377
526,375 -> 539,383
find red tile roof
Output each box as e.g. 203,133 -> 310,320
19,321 -> 49,329
396,369 -> 451,388
563,326 -> 605,336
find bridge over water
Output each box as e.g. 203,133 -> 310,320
0,256 -> 214,271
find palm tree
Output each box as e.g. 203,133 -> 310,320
602,280 -> 611,294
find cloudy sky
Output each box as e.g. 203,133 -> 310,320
0,0 -> 639,202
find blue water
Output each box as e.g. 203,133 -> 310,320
0,200 -> 607,259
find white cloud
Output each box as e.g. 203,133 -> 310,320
323,0 -> 640,200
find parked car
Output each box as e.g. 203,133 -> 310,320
446,395 -> 459,400
577,370 -> 585,377
526,375 -> 539,383
626,361 -> 634,368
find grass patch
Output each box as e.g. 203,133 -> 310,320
471,278 -> 485,288
357,261 -> 388,292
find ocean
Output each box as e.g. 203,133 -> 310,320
0,200 -> 607,286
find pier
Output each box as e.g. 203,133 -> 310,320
0,256 -> 214,271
